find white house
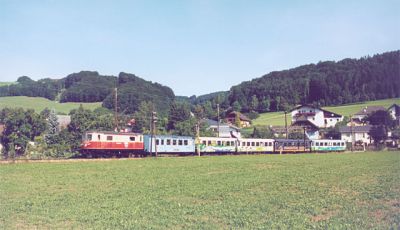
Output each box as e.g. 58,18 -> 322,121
290,105 -> 343,128
388,104 -> 400,126
203,119 -> 241,138
339,125 -> 372,144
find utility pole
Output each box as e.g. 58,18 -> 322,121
153,111 -> 158,157
196,121 -> 200,156
217,103 -> 220,137
284,111 -> 288,139
114,88 -> 118,132
350,114 -> 354,152
303,126 -> 307,152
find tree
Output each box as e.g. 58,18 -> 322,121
251,126 -> 274,138
369,125 -> 388,145
167,102 -> 191,131
44,109 -> 60,145
133,101 -> 154,133
365,110 -> 395,128
324,127 -> 341,140
0,108 -> 46,157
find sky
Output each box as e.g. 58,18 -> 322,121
0,0 -> 399,96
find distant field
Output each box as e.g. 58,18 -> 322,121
252,98 -> 400,127
0,151 -> 399,229
0,96 -> 101,114
0,82 -> 15,86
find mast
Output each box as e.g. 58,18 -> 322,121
114,87 -> 118,132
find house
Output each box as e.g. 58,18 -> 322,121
290,105 -> 343,128
339,125 -> 372,144
56,115 -> 71,130
203,119 -> 241,138
0,123 -> 4,153
225,111 -> 251,128
351,106 -> 386,125
388,104 -> 400,126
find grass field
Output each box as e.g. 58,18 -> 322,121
1,151 -> 399,229
0,96 -> 102,114
0,82 -> 15,87
252,98 -> 400,127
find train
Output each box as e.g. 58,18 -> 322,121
80,131 -> 346,157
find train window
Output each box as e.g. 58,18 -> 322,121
217,141 -> 221,146
184,140 -> 188,145
173,140 -> 177,145
324,142 -> 328,146
226,141 -> 230,146
251,142 -> 255,146
156,139 -> 160,145
242,142 -> 245,146
87,134 -> 92,141
231,141 -> 234,146
161,139 -> 165,145
247,142 -> 250,146
107,136 -> 113,141
256,142 -> 260,146
98,135 -> 101,140
178,140 -> 183,145
202,140 -> 206,145
167,139 -> 171,145
341,142 -> 345,146
316,142 -> 319,146
130,136 -> 136,141
208,140 -> 212,145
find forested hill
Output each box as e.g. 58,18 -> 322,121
226,50 -> 400,112
0,71 -> 175,115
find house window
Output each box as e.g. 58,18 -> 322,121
107,136 -> 113,141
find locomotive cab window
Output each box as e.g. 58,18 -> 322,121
107,136 -> 113,141
130,136 -> 136,141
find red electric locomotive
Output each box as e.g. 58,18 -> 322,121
81,131 -> 145,157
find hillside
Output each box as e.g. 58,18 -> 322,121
0,96 -> 101,114
251,98 -> 399,127
214,51 -> 399,113
0,71 -> 175,115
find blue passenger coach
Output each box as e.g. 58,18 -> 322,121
144,135 -> 195,154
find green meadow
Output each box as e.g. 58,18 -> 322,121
1,151 -> 399,229
0,96 -> 101,114
252,98 -> 399,127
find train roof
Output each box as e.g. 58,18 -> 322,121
84,131 -> 142,135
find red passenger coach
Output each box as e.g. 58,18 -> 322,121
81,131 -> 145,157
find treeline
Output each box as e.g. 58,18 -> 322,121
0,76 -> 60,100
207,50 -> 399,113
0,71 -> 175,115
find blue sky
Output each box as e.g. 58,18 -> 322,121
0,0 -> 399,96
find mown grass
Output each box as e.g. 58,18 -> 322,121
1,151 -> 399,229
252,98 -> 399,126
0,96 -> 101,114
